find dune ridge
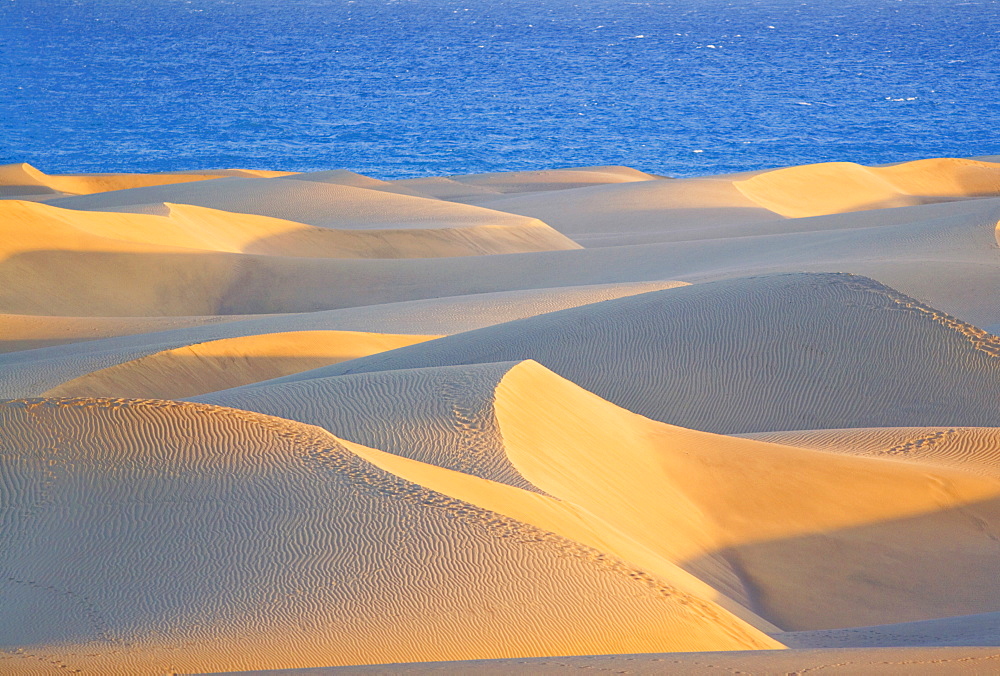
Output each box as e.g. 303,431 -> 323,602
734,158 -> 1000,218
0,162 -> 290,198
43,330 -> 440,399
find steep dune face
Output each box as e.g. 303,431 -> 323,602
492,361 -> 1000,630
283,273 -> 1000,434
0,398 -> 779,673
734,158 -> 1000,218
43,331 -> 439,399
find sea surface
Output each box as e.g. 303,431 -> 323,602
1,0 -> 998,178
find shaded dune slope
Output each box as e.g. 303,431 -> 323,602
0,313 -> 252,354
194,362 -> 539,493
0,280 -> 686,399
472,174 -> 778,244
257,273 -> 1000,434
393,166 -> 659,203
49,176 -> 566,235
0,397 -> 778,673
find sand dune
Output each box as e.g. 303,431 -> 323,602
50,175 -> 568,235
196,359 -> 1000,630
0,201 -> 580,316
393,165 -> 659,202
493,361 -> 1000,630
0,397 -> 778,673
4,156 -> 1000,674
260,273 -> 1000,434
0,280 -> 685,399
43,193 -> 986,325
471,158 -> 1000,245
734,157 -> 1000,218
193,362 -> 544,491
278,169 -> 431,197
0,313 -> 252,353
470,173 -> 779,244
0,162 -> 288,198
43,330 -> 438,399
2,198 -> 578,264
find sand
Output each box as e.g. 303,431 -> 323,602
1,156 -> 999,674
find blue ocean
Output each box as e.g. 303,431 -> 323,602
1,0 -> 998,178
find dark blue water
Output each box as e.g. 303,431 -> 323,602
1,0 -> 998,178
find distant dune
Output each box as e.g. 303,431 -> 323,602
1,157 -> 999,674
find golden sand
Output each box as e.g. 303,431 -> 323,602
1,157 -> 999,674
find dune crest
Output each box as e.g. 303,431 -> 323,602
493,360 -> 1000,629
0,161 -> 258,197
43,330 -> 440,399
734,158 -> 1000,218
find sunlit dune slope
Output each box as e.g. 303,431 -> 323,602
743,426 -> 1000,480
733,157 -> 1000,218
43,330 -> 438,399
263,273 -> 1000,434
491,361 -> 1000,629
0,198 -> 579,264
206,647 -> 1000,675
0,162 -> 288,198
200,359 -> 1000,631
0,398 -> 779,673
